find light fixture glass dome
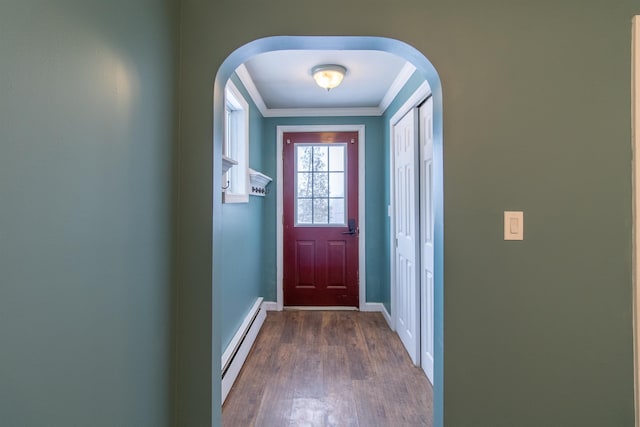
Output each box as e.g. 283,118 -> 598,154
311,64 -> 347,91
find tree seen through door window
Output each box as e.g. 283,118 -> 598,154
295,144 -> 346,225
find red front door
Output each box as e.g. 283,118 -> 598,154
283,131 -> 359,307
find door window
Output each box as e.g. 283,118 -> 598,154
294,144 -> 346,226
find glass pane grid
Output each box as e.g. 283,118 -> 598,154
295,143 -> 347,226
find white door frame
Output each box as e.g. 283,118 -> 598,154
632,15 -> 640,427
389,82 -> 431,333
276,125 -> 366,311
419,97 -> 435,384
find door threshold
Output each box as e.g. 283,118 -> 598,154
284,306 -> 359,311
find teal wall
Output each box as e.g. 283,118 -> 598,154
381,70 -> 429,312
261,116 -> 387,303
176,1 -> 639,427
0,1 -> 176,426
220,74 -> 266,350
223,74 -> 423,347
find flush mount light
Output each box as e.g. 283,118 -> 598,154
311,64 -> 347,91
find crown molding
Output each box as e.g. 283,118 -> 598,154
235,61 -> 415,118
262,107 -> 382,117
235,64 -> 268,116
379,62 -> 416,114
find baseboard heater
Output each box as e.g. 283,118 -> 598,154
221,297 -> 266,403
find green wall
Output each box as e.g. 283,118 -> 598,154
176,1 -> 639,426
0,1 -> 176,426
220,74 -> 267,350
261,116 -> 387,304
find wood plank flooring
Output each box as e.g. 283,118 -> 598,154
222,310 -> 433,427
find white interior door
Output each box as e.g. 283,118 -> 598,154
393,109 -> 420,365
419,98 -> 434,384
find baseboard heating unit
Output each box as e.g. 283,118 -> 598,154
221,297 -> 266,403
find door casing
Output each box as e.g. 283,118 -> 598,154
276,125 -> 366,310
419,97 -> 435,384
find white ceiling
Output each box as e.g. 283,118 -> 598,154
236,50 -> 416,117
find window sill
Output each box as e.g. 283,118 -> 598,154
222,155 -> 238,175
222,192 -> 249,204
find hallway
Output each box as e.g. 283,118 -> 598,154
222,310 -> 433,426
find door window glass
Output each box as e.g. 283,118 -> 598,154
295,144 -> 347,226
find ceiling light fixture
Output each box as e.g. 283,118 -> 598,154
311,64 -> 347,91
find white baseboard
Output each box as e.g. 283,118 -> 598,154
361,302 -> 393,329
284,306 -> 358,311
261,301 -> 278,311
221,297 -> 266,404
263,300 -> 391,328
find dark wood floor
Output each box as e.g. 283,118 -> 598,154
222,310 -> 433,427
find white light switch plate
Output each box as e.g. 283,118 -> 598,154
504,211 -> 524,240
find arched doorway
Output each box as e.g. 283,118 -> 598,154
213,35 -> 444,427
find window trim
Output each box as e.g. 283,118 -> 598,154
223,80 -> 249,204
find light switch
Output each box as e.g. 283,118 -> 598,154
509,217 -> 519,234
504,211 -> 523,240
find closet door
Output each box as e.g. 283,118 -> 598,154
393,109 -> 420,364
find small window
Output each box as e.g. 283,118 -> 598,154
295,143 -> 347,226
223,81 -> 249,203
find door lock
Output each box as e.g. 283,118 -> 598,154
342,218 -> 358,235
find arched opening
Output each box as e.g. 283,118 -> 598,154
213,36 -> 444,427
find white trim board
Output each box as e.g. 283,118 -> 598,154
388,82 -> 432,126
223,80 -> 251,204
261,301 -> 278,311
221,297 -> 266,403
276,125 -> 366,311
284,306 -> 359,311
235,64 -> 269,114
388,81 -> 431,336
235,62 -> 415,118
263,107 -> 381,118
632,15 -> 640,427
361,302 -> 393,329
379,62 -> 417,113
